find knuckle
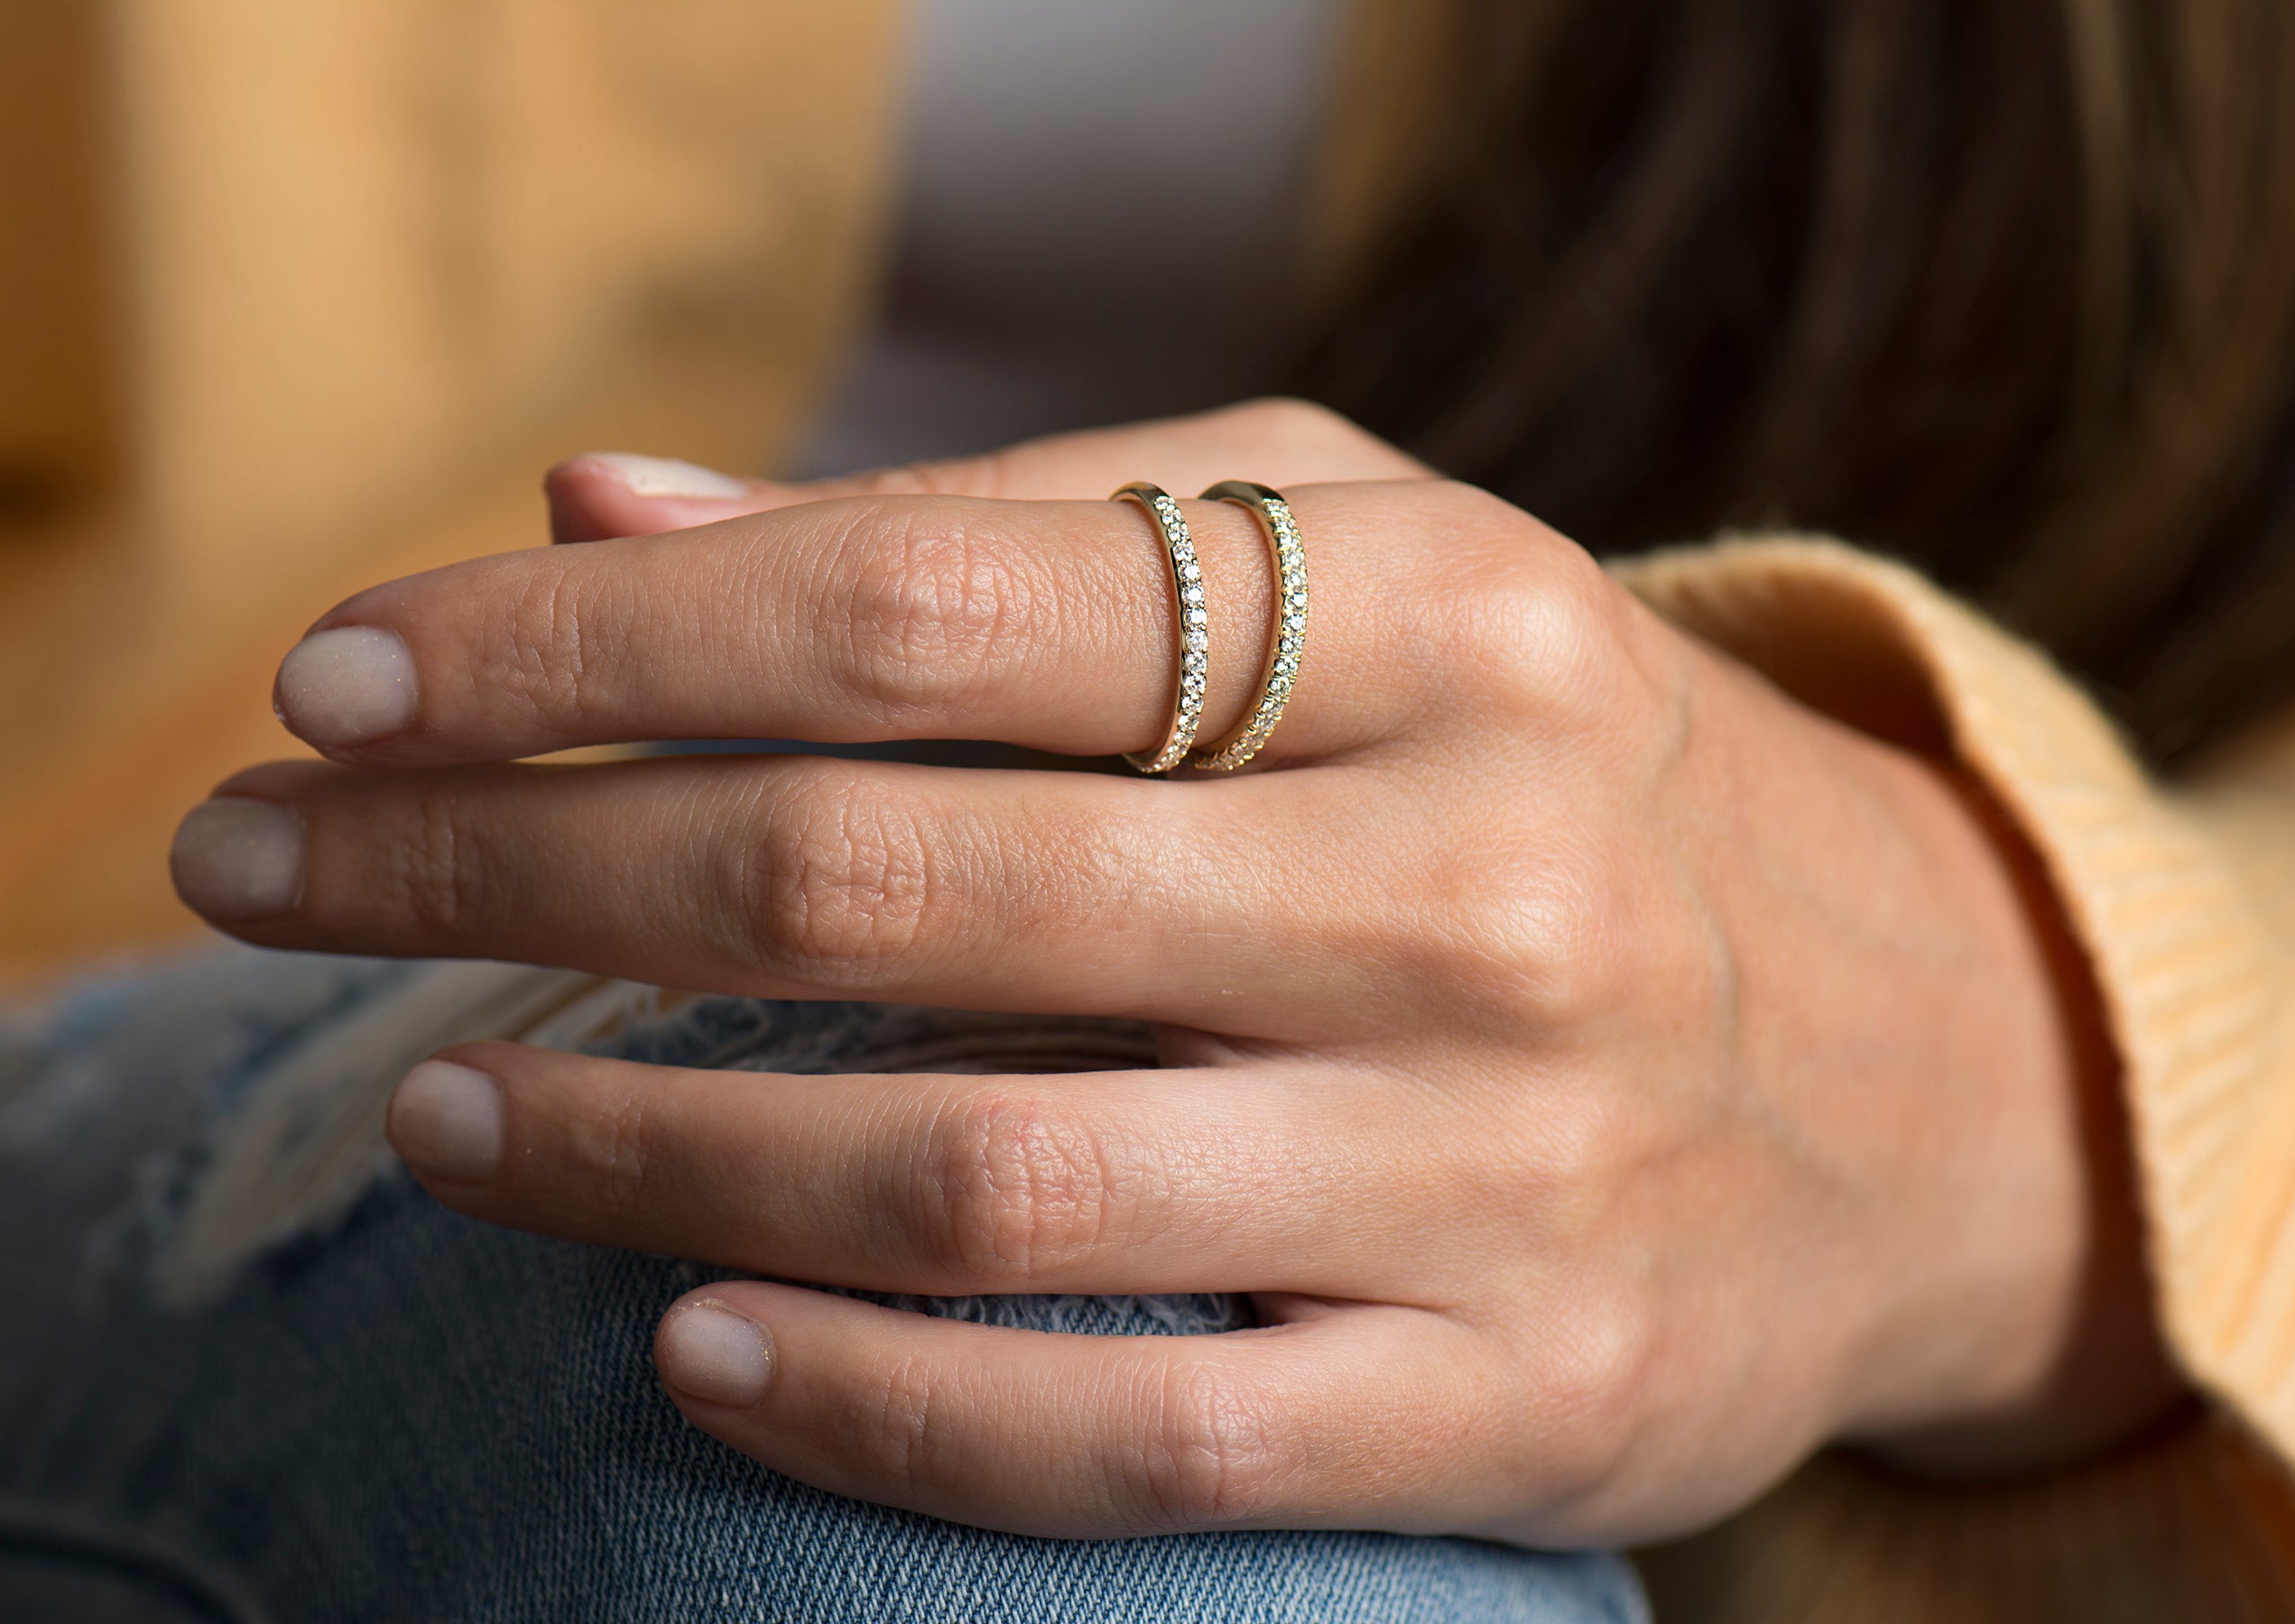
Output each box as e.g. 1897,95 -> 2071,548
561,1083 -> 652,1223
737,772 -> 938,985
1478,1080 -> 1642,1234
486,561 -> 619,730
1524,1293 -> 1651,1505
1411,836 -> 1621,1028
1457,554 -> 1621,722
1133,1358 -> 1283,1530
862,1352 -> 963,1498
910,1091 -> 1121,1285
827,509 -> 1037,722
387,785 -> 492,936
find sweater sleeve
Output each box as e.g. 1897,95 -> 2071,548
1610,536 -> 2295,1617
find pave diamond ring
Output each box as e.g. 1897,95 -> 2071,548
1189,480 -> 1307,772
1111,482 -> 1209,774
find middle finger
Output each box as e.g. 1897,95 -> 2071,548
272,489 -> 1415,767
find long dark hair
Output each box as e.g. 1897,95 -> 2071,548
1307,0 -> 2295,763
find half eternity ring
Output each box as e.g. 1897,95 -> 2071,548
1111,482 -> 1209,774
1189,480 -> 1307,771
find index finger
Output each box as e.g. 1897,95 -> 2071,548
544,398 -> 1434,543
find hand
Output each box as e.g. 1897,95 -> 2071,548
171,400 -> 2179,1545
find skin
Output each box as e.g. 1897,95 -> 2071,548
174,400 -> 2183,1547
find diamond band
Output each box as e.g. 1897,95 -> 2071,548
1189,480 -> 1307,772
1112,482 -> 1209,774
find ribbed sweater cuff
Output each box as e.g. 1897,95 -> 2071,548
1613,536 -> 2295,1465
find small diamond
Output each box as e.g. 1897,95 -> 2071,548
1186,629 -> 1208,651
1185,606 -> 1208,627
1282,612 -> 1305,632
1182,584 -> 1205,605
1180,562 -> 1201,583
1280,636 -> 1298,655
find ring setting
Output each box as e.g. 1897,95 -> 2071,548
1111,482 -> 1209,774
1189,481 -> 1307,772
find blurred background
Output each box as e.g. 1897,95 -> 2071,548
11,0 -> 2293,982
0,1 -> 908,979
0,0 -> 1439,981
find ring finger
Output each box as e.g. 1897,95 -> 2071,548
173,753 -> 1400,1034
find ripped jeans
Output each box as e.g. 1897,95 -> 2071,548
0,946 -> 1644,1623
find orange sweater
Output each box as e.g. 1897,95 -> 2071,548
1621,540 -> 2295,1618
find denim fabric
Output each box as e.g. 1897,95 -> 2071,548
0,947 -> 1645,1624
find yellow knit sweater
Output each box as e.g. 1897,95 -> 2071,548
1618,540 -> 2295,1619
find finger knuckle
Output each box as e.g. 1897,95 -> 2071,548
484,560 -> 620,731
561,1084 -> 652,1223
1411,837 -> 1621,1029
1132,1358 -> 1283,1530
738,771 -> 938,986
1528,1084 -> 1635,1204
1525,1293 -> 1652,1505
1464,555 -> 1624,721
387,786 -> 493,936
828,509 -> 1038,723
910,1091 -> 1120,1285
862,1352 -> 963,1498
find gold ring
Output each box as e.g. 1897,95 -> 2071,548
1111,482 -> 1208,774
1189,481 -> 1306,771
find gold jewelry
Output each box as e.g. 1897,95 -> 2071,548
1189,481 -> 1307,771
1111,482 -> 1208,774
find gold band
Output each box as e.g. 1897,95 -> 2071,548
1111,482 -> 1208,774
1189,481 -> 1307,771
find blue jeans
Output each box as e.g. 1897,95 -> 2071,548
0,947 -> 1644,1622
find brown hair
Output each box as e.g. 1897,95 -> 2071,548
1308,0 -> 2295,762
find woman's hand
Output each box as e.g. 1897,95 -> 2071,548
171,400 -> 2179,1546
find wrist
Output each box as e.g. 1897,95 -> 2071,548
1841,757 -> 2188,1472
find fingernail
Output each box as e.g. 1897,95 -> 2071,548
584,452 -> 750,500
657,1301 -> 773,1407
388,1060 -> 506,1182
170,798 -> 305,919
276,625 -> 419,748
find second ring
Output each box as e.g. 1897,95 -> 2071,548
1189,480 -> 1308,772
